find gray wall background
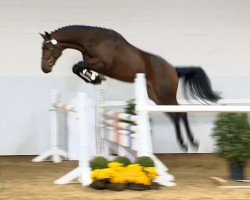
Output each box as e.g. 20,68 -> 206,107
0,0 -> 250,155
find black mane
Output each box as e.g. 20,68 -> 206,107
51,25 -> 115,35
50,25 -> 126,41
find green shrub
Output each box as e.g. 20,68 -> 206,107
113,156 -> 131,166
134,156 -> 155,167
213,113 -> 250,164
90,156 -> 109,170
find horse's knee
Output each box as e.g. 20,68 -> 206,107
72,61 -> 87,74
72,61 -> 105,85
72,64 -> 80,74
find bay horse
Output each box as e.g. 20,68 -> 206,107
40,25 -> 221,151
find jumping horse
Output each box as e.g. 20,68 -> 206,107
40,25 -> 221,151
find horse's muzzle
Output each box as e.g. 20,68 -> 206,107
41,60 -> 52,73
42,68 -> 52,73
42,66 -> 52,73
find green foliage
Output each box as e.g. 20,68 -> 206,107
125,99 -> 136,115
213,113 -> 250,164
113,156 -> 131,166
119,99 -> 137,125
135,156 -> 155,167
90,156 -> 109,170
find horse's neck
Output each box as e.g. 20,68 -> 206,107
53,30 -> 87,53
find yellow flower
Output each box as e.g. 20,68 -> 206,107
125,170 -> 151,186
135,175 -> 151,185
108,162 -> 122,168
91,168 -> 111,181
108,162 -> 124,171
110,173 -> 127,184
126,164 -> 143,172
144,167 -> 158,180
91,162 -> 159,186
109,166 -> 128,184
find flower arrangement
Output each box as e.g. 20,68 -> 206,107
89,156 -> 160,191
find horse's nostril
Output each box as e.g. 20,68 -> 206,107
48,59 -> 54,66
48,62 -> 54,66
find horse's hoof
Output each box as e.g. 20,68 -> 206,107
192,141 -> 199,150
91,75 -> 106,85
99,74 -> 106,80
92,81 -> 102,85
181,145 -> 188,152
91,77 -> 102,85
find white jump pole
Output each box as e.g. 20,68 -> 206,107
135,74 -> 153,157
134,74 -> 250,113
135,73 -> 176,187
32,90 -> 68,163
55,93 -> 92,186
98,82 -> 109,156
141,105 -> 250,112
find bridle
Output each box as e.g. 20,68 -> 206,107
42,39 -> 59,66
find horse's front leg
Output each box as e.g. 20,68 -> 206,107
72,59 -> 106,84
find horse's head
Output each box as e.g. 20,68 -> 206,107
40,32 -> 62,73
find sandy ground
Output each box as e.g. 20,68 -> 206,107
0,154 -> 250,200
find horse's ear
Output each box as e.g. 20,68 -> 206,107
39,33 -> 46,39
45,31 -> 51,40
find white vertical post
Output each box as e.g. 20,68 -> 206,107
32,90 -> 67,163
135,73 -> 176,187
98,83 -> 107,155
54,92 -> 92,186
77,93 -> 92,186
135,73 -> 153,156
50,90 -> 63,163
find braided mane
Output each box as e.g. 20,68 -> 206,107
50,25 -> 114,34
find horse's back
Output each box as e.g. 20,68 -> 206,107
108,41 -> 146,81
110,43 -> 179,104
91,28 -> 179,104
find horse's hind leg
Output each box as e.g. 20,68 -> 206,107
167,113 -> 188,152
146,82 -> 188,152
146,79 -> 191,152
181,112 -> 199,149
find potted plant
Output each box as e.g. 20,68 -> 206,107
213,113 -> 250,180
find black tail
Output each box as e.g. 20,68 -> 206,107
175,66 -> 221,103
